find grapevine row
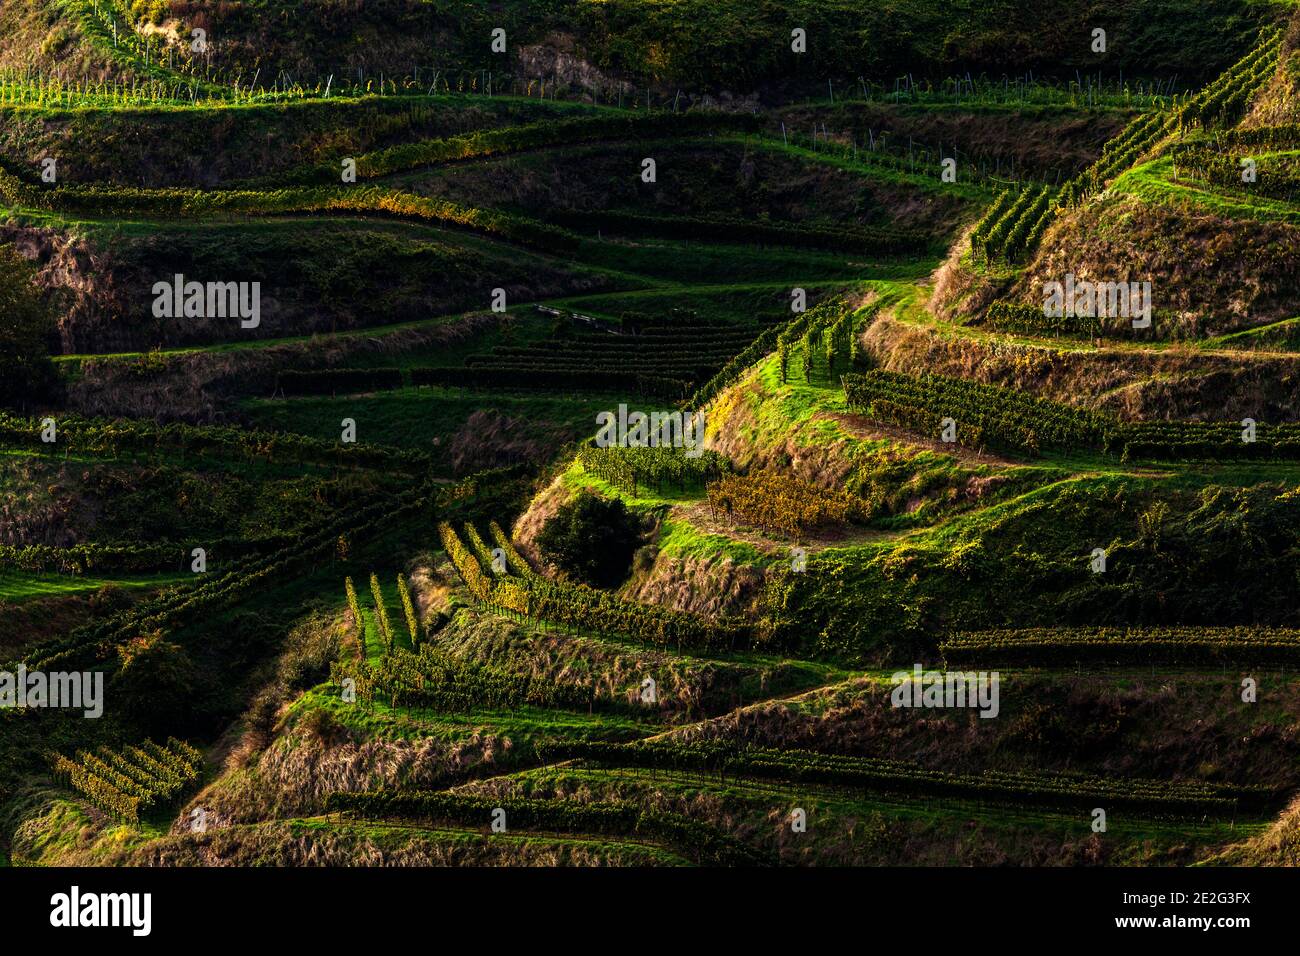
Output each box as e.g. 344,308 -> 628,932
1056,29 -> 1282,210
0,173 -> 581,256
843,370 -> 1112,454
344,576 -> 365,660
970,185 -> 1037,264
551,208 -> 932,255
411,366 -> 691,400
777,300 -> 850,383
276,368 -> 403,396
0,536 -> 292,576
267,112 -> 763,186
577,445 -> 729,496
369,573 -> 394,653
0,410 -> 427,473
967,189 -> 1012,263
843,370 -> 1300,460
1170,143 -> 1300,203
941,626 -> 1300,667
488,522 -> 536,577
1119,421 -> 1300,461
984,301 -> 1103,338
329,645 -> 599,713
975,186 -> 1053,264
1175,29 -> 1284,131
396,574 -> 421,647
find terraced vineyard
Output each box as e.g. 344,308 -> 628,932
0,0 -> 1297,932
49,738 -> 202,824
941,626 -> 1300,667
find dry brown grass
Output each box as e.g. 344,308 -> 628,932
176,724 -> 509,831
1205,794 -> 1300,865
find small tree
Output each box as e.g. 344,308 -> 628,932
0,244 -> 57,411
111,633 -> 199,738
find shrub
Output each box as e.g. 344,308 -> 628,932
536,492 -> 644,589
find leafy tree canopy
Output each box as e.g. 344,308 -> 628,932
0,244 -> 56,411
537,490 -> 644,589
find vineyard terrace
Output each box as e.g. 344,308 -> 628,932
890,665 -> 1000,719
595,405 -> 707,458
1042,273 -> 1152,326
